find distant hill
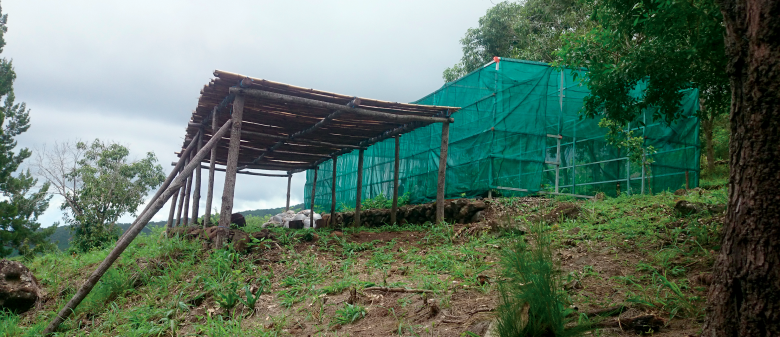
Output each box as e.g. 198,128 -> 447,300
45,204 -> 306,251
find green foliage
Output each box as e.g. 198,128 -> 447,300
443,0 -> 590,81
558,0 -> 729,125
333,303 -> 367,326
339,192 -> 410,212
496,224 -> 592,336
38,139 -> 165,253
0,5 -> 53,258
599,118 -> 656,166
213,281 -> 241,311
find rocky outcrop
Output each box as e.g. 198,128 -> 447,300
0,260 -> 42,313
323,199 -> 488,227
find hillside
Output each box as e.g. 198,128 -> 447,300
45,204 -> 304,251
4,184 -> 726,336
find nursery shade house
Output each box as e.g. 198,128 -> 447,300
304,58 -> 701,210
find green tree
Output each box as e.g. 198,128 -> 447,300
36,140 -> 165,253
0,3 -> 54,258
557,0 -> 729,172
443,0 -> 590,82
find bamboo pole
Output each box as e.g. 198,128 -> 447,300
229,87 -> 454,124
182,151 -> 194,226
204,108 -> 218,227
285,173 -> 292,212
165,164 -> 183,235
191,131 -> 203,225
355,148 -> 365,227
330,156 -> 337,226
436,122 -> 450,224
310,167 -> 318,228
391,136 -> 400,225
175,157 -> 189,226
219,95 -> 245,227
43,119 -> 233,335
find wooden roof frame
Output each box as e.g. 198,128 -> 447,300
180,70 -> 460,173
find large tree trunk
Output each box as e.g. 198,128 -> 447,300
703,0 -> 780,335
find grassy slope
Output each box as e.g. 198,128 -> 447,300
3,183 -> 726,336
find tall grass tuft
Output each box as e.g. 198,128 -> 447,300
496,224 -> 592,337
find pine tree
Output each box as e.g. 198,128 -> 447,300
0,3 -> 54,258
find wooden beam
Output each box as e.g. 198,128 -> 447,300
310,167 -> 318,228
204,107 -> 217,227
355,148 -> 364,227
175,157 -> 188,226
219,94 -> 245,227
43,118 -> 234,335
229,87 -> 454,124
286,173 -> 292,212
191,131 -> 203,225
190,123 -> 362,149
436,122 -> 450,223
165,166 -> 182,235
391,136 -> 400,225
330,156 -> 337,226
172,162 -> 290,177
237,96 -> 362,170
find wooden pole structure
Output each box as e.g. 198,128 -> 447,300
191,131 -> 203,225
204,108 -> 218,227
182,151 -> 194,226
230,87 -> 453,124
354,148 -> 365,227
285,173 -> 292,212
330,156 -> 337,226
436,122 -> 450,224
218,95 -> 245,227
43,119 -> 234,335
391,136 -> 400,225
165,165 -> 182,235
310,167 -> 318,228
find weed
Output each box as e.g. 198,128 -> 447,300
333,303 -> 367,326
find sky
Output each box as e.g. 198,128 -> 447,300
3,0 -> 496,226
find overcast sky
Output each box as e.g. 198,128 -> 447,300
3,0 -> 495,226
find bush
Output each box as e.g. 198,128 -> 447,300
496,224 -> 592,337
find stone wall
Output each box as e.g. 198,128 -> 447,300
320,199 -> 487,227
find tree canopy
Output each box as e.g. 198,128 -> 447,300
36,140 -> 164,253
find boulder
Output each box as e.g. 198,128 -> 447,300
230,213 -> 246,228
0,260 -> 42,313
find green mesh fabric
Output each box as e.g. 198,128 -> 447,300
305,58 -> 700,211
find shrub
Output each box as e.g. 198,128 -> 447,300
496,224 -> 592,337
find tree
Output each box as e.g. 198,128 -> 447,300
443,0 -> 590,82
35,140 -> 165,253
557,0 -> 729,173
702,0 -> 780,334
0,3 -> 54,258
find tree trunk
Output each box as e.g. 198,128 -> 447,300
700,98 -> 717,174
703,0 -> 780,335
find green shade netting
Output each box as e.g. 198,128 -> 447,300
305,58 -> 700,212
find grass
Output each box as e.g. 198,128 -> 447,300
1,177 -> 726,336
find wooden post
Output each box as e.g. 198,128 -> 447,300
285,173 -> 292,212
204,108 -> 218,227
330,156 -> 337,226
165,165 -> 182,235
685,170 -> 690,189
182,151 -> 194,226
43,118 -> 234,336
191,131 -> 203,225
391,136 -> 400,224
310,167 -> 318,228
436,122 -> 450,224
175,157 -> 189,226
218,95 -> 245,227
354,148 -> 365,227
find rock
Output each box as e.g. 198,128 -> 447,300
471,210 -> 486,223
230,213 -> 246,228
544,203 -> 581,223
0,260 -> 42,313
232,230 -> 251,253
674,200 -> 706,216
329,231 -> 344,238
674,188 -> 687,195
252,229 -> 276,241
707,204 -> 726,214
